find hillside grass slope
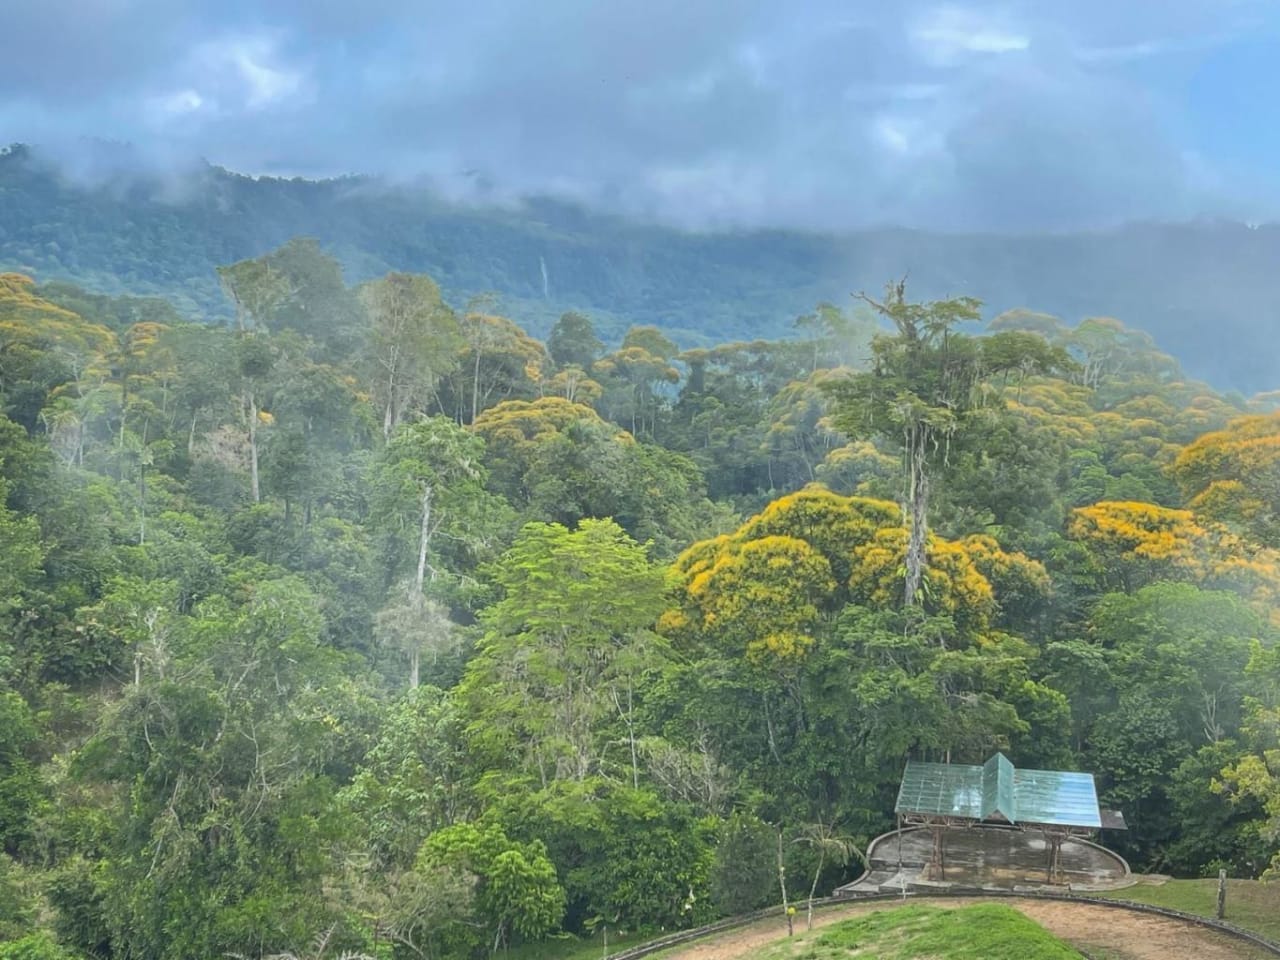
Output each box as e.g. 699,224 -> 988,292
1097,878 -> 1280,942
753,904 -> 1079,959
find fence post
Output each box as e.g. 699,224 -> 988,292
1217,869 -> 1227,920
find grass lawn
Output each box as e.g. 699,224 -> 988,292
1094,878 -> 1280,942
752,903 -> 1078,959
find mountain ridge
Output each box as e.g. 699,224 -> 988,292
2,143 -> 1278,392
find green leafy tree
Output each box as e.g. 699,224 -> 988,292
0,693 -> 43,855
492,781 -> 715,933
447,311 -> 545,424
418,821 -> 564,953
461,519 -> 667,785
76,575 -> 179,686
474,397 -> 723,556
1088,583 -> 1263,746
546,311 -> 604,371
1,274 -> 117,436
594,327 -> 679,439
709,813 -> 776,916
793,822 -> 864,929
339,686 -> 472,869
75,576 -> 373,960
1089,692 -> 1187,866
1167,742 -> 1269,877
358,272 -> 461,438
219,239 -> 360,354
1214,640 -> 1280,878
0,476 -> 42,624
374,587 -> 458,690
370,415 -> 508,611
0,932 -> 80,960
821,281 -> 1069,606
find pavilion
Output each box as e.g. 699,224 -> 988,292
893,752 -> 1125,884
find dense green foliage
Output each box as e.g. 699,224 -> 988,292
6,143 -> 1280,389
754,904 -> 1079,960
1,236 -> 1280,959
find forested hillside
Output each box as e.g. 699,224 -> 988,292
4,143 -> 1280,391
2,239 -> 1280,960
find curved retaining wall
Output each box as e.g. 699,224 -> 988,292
843,825 -> 1132,894
603,890 -> 1280,959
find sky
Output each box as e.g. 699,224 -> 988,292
4,0 -> 1280,232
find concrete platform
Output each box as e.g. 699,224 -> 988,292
836,826 -> 1131,896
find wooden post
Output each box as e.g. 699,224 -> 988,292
1217,869 -> 1227,920
929,825 -> 943,881
897,815 -> 906,899
777,828 -> 793,937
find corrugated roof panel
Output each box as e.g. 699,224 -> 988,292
895,755 -> 1102,829
895,761 -> 984,819
980,752 -> 1016,821
1012,768 -> 1102,828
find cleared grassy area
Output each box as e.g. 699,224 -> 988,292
1095,878 -> 1280,942
752,903 -> 1079,959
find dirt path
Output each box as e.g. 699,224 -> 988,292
1012,899 -> 1269,960
655,898 -> 1273,960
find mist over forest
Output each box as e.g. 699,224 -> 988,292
4,143 -> 1280,392
7,2 -> 1280,957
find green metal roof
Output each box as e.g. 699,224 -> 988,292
1012,766 -> 1103,828
981,752 -> 1016,821
895,753 -> 1103,829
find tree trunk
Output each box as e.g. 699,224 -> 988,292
471,349 -> 481,424
138,420 -> 148,545
406,485 -> 433,691
806,847 -> 825,931
763,696 -> 782,764
247,393 -> 261,503
903,431 -> 930,608
613,684 -> 640,789
118,377 -> 128,477
415,486 -> 432,594
777,828 -> 793,937
138,462 -> 146,545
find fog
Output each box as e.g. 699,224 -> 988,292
5,0 -> 1280,231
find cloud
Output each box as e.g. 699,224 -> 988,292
911,6 -> 1030,64
1074,38 -> 1178,63
844,83 -> 945,104
1,0 -> 1278,230
145,89 -> 206,122
202,36 -> 306,109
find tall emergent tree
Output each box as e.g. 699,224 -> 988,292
359,273 -> 461,438
546,311 -> 604,371
820,281 -> 1068,606
370,416 -> 509,686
